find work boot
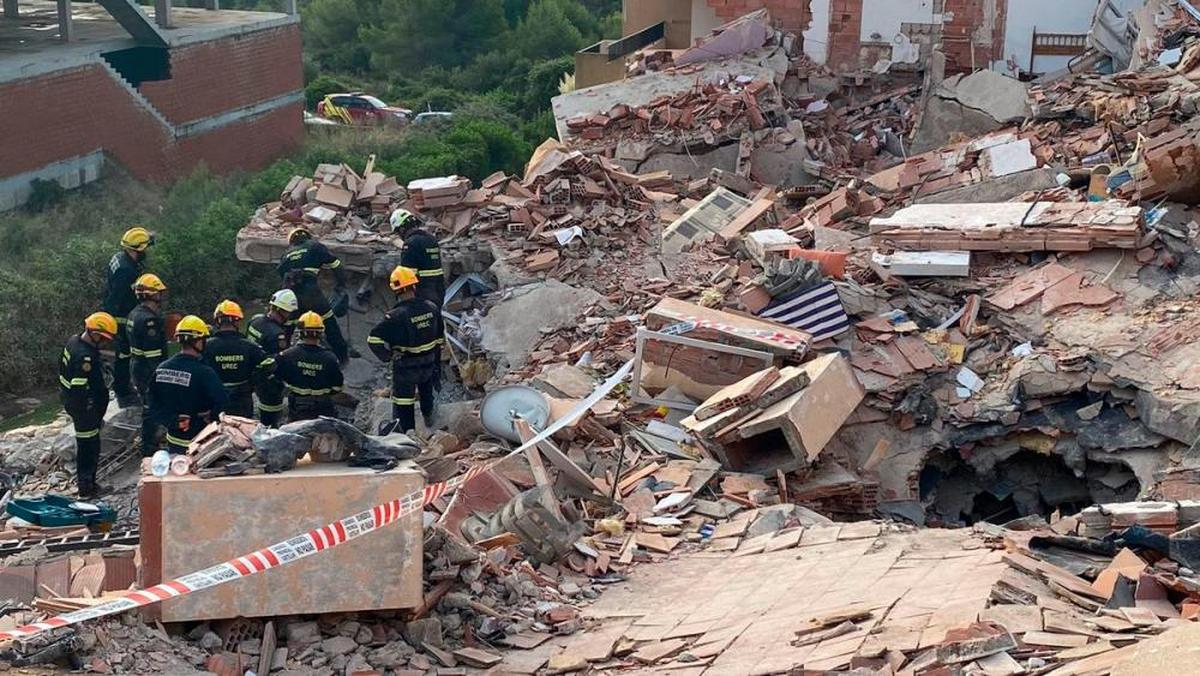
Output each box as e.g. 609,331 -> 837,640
422,411 -> 436,430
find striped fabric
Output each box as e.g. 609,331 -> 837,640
757,281 -> 850,342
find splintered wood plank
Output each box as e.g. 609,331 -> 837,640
619,463 -> 662,495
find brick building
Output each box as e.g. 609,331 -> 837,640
0,0 -> 304,210
578,0 -> 1126,89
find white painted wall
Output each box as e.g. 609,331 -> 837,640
804,0 -> 831,63
996,0 -> 1096,74
859,0 -> 935,43
995,0 -> 1143,74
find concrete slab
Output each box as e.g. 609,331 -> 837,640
480,280 -> 604,371
0,0 -> 294,82
550,50 -> 783,140
935,70 -> 1031,123
139,461 -> 423,622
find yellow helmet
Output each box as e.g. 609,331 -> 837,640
213,300 -> 244,322
288,227 -> 313,245
132,273 -> 166,295
121,227 -> 155,252
174,315 -> 210,342
84,312 -> 118,340
297,311 -> 325,333
389,266 -> 419,291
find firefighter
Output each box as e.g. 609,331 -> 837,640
204,300 -> 270,419
59,312 -> 117,498
127,273 -> 168,457
276,227 -> 350,364
390,209 -> 445,308
102,227 -> 154,408
276,311 -> 344,422
247,289 -> 297,426
368,266 -> 444,433
147,315 -> 228,455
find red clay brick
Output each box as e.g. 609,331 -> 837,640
0,26 -> 302,185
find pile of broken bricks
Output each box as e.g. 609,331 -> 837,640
243,158 -> 406,240
563,79 -> 783,148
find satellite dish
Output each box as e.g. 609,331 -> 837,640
479,385 -> 551,443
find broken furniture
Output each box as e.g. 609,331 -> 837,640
139,462 -> 423,622
633,297 -> 811,406
683,353 -> 864,474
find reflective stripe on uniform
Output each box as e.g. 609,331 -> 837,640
165,433 -> 192,447
129,347 -> 163,358
417,268 -> 444,277
75,428 -> 100,439
367,336 -> 390,348
321,310 -> 334,320
59,375 -> 89,388
114,317 -> 128,325
256,401 -> 285,413
391,396 -> 417,405
222,380 -> 249,388
287,385 -> 338,396
395,339 -> 440,354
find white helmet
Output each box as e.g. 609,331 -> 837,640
389,208 -> 417,232
269,288 -> 299,314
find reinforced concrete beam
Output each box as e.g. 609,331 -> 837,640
57,0 -> 72,41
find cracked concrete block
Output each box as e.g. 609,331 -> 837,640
936,70 -> 1032,123
480,280 -> 603,371
1135,388 -> 1200,444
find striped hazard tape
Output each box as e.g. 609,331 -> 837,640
0,360 -> 634,643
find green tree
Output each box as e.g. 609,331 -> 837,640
523,56 -> 574,112
512,0 -> 587,61
301,0 -> 377,72
363,0 -> 507,72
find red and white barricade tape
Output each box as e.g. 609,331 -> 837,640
0,360 -> 633,643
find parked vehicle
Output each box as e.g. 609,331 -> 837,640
316,93 -> 411,127
413,111 -> 454,125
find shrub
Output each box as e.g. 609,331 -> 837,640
24,179 -> 66,214
304,74 -> 349,109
